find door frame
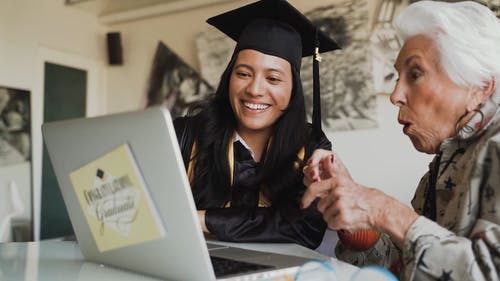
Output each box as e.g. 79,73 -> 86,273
33,46 -> 103,240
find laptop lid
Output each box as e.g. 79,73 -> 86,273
42,107 -> 219,280
42,106 -> 315,281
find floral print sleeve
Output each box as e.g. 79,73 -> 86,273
402,215 -> 500,281
335,91 -> 500,280
335,232 -> 401,270
401,128 -> 500,281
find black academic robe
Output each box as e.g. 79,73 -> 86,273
173,116 -> 331,249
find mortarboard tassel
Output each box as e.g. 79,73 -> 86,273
312,28 -> 322,138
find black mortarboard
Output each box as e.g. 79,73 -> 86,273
207,0 -> 340,136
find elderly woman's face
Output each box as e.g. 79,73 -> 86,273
391,35 -> 473,154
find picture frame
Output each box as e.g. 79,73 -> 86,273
146,41 -> 214,119
0,85 -> 32,241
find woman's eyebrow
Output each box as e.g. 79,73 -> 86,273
394,54 -> 421,71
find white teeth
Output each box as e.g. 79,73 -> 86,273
244,102 -> 269,110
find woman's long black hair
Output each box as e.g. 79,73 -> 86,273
188,49 -> 308,207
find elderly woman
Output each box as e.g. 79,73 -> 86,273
301,1 -> 500,280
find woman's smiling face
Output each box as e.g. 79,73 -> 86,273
229,49 -> 293,137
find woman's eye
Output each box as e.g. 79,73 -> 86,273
267,76 -> 282,83
236,71 -> 250,78
409,69 -> 422,81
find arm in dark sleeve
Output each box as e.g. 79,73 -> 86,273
205,129 -> 332,249
205,203 -> 326,249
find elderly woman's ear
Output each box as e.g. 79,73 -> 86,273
483,77 -> 497,99
468,78 -> 497,112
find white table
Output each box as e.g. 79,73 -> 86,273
0,241 -> 359,280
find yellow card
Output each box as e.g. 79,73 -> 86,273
69,144 -> 165,252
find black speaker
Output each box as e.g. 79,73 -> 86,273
106,32 -> 123,65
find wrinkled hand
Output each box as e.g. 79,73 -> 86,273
308,178 -> 383,232
301,151 -> 381,232
301,150 -> 419,244
302,149 -> 335,187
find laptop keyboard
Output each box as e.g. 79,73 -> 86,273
210,256 -> 274,277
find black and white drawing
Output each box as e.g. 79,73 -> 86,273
146,41 -> 214,119
370,0 -> 405,95
196,27 -> 235,88
0,86 -> 30,166
303,0 -> 377,131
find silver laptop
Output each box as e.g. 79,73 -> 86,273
42,106 -> 315,281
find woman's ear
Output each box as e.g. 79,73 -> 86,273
467,77 -> 496,111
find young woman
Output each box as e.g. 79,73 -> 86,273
173,0 -> 339,248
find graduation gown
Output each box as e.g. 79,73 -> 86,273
173,116 -> 331,249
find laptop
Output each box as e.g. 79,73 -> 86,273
42,106 -> 318,281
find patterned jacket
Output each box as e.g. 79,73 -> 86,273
337,91 -> 500,281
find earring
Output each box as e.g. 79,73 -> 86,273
455,109 -> 470,135
472,108 -> 485,128
456,108 -> 485,139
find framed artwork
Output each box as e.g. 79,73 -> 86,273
302,0 -> 377,131
196,27 -> 235,88
146,41 -> 214,119
0,85 -> 31,241
0,86 -> 31,166
370,0 -> 404,95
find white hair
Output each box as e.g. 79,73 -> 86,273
394,1 -> 500,95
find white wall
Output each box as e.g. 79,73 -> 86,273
330,95 -> 432,205
105,0 -> 255,113
104,0 -> 434,204
0,0 -> 107,240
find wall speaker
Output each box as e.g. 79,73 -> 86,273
106,32 -> 123,65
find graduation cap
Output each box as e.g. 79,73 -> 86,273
207,0 -> 340,137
